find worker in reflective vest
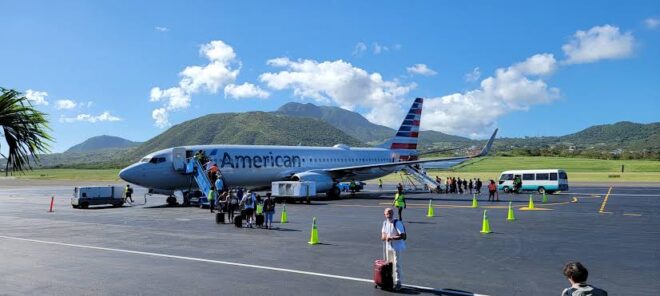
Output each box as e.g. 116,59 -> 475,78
393,189 -> 406,221
208,186 -> 216,213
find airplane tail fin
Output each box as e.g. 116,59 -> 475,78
382,97 -> 423,161
475,128 -> 498,157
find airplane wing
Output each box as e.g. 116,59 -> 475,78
323,128 -> 498,176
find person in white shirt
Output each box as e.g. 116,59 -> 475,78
381,207 -> 406,290
240,191 -> 257,228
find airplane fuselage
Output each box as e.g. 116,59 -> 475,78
119,144 -> 404,191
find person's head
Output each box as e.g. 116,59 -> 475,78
266,192 -> 271,198
126,184 -> 130,187
384,208 -> 394,221
563,262 -> 588,284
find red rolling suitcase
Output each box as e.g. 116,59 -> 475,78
374,243 -> 393,290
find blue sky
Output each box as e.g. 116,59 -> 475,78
1,1 -> 658,152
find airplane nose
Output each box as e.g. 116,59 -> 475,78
119,165 -> 138,184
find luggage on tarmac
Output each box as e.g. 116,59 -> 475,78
216,212 -> 225,224
234,215 -> 243,228
373,259 -> 393,290
374,241 -> 394,290
255,214 -> 264,227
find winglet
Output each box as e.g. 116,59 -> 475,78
476,128 -> 498,157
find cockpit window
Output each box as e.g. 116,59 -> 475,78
140,157 -> 151,163
149,157 -> 166,164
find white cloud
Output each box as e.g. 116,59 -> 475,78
152,108 -> 170,128
150,40 -> 262,127
55,99 -> 77,110
24,89 -> 49,106
352,42 -> 367,56
155,26 -> 169,32
422,53 -> 560,138
464,67 -> 481,82
60,111 -> 121,123
512,53 -> 557,75
260,57 -> 415,127
224,83 -> 270,99
562,25 -> 635,64
645,17 -> 660,29
373,43 -> 388,55
406,64 -> 437,76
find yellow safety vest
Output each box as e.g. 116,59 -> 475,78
208,189 -> 216,201
256,203 -> 264,215
394,192 -> 405,208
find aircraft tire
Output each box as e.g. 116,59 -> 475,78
166,196 -> 178,207
327,187 -> 341,199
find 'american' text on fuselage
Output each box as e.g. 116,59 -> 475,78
219,152 -> 301,169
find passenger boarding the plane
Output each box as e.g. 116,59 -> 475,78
240,191 -> 256,228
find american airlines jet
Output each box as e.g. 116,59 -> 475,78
119,98 -> 497,204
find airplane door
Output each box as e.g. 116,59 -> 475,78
172,147 -> 186,171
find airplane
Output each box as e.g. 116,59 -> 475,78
119,98 -> 498,205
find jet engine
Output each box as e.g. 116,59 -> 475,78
291,171 -> 335,192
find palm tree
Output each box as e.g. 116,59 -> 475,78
0,87 -> 52,174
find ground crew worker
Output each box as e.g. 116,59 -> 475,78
255,197 -> 264,228
208,186 -> 216,213
349,179 -> 357,194
393,188 -> 406,221
124,184 -> 134,203
378,178 -> 383,190
513,175 -> 522,193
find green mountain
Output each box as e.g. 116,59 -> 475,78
128,111 -> 364,161
560,121 -> 660,149
65,135 -> 141,153
275,102 -> 471,148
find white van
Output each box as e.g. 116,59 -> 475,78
497,169 -> 568,194
71,186 -> 125,209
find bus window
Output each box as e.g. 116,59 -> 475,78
536,173 -> 549,180
550,173 -> 558,180
523,173 -> 535,180
559,171 -> 568,180
499,174 -> 513,181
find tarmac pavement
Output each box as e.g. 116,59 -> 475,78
0,182 -> 658,295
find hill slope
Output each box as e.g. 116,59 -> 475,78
275,102 -> 471,147
65,135 -> 140,153
560,121 -> 660,150
128,111 -> 364,161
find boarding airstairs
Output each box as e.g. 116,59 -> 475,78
400,165 -> 443,192
185,158 -> 213,198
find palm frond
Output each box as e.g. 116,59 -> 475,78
0,87 -> 53,174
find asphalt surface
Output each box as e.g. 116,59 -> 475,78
0,182 -> 658,295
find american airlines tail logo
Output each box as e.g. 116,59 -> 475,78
220,152 -> 302,169
390,97 -> 422,161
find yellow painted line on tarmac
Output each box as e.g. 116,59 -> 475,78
519,207 -> 553,211
623,213 -> 642,217
599,187 -> 613,214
